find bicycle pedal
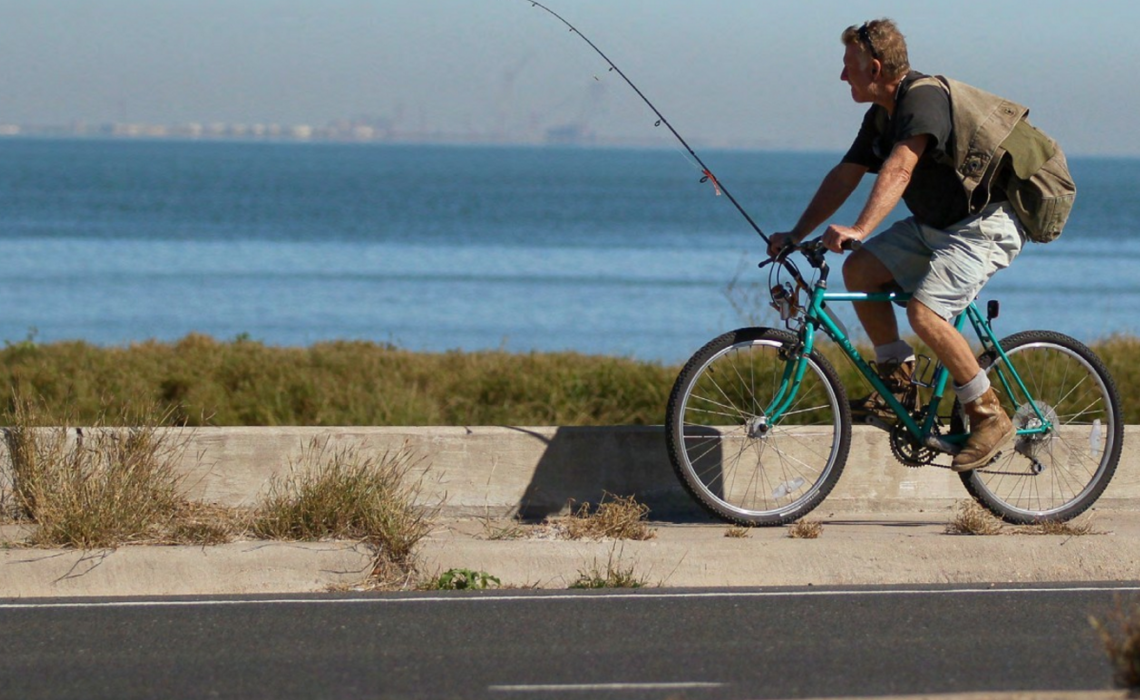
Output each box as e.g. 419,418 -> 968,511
924,434 -> 961,456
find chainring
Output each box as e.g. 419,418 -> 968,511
888,416 -> 943,468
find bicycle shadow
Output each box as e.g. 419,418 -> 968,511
512,426 -> 717,524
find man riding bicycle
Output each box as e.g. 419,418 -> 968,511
767,19 -> 1023,472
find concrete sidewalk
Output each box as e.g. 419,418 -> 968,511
3,509 -> 1139,597
1,425 -> 1138,597
418,510 -> 1140,589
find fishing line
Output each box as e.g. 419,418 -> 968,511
525,1 -> 769,244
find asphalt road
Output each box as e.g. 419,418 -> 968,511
1,584 -> 1136,700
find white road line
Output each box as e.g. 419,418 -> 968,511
2,585 -> 1139,610
489,683 -> 726,692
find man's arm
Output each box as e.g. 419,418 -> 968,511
821,134 -> 928,252
768,162 -> 866,255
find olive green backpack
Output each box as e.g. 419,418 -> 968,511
912,75 -> 1076,243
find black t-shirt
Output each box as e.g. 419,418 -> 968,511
842,71 -> 968,229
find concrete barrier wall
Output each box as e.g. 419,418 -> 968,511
4,426 -> 1136,520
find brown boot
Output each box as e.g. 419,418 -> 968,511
850,359 -> 921,422
952,387 -> 1015,472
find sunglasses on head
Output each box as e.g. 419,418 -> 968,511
857,23 -> 881,60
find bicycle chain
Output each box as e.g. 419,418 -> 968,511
888,416 -> 954,469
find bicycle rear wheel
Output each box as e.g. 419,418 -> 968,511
957,330 -> 1123,523
665,327 -> 851,526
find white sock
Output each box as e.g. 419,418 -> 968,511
954,370 -> 990,405
874,340 -> 915,365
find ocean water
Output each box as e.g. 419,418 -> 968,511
0,138 -> 1138,364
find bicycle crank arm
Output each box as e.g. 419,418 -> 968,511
863,416 -> 893,432
925,434 -> 962,456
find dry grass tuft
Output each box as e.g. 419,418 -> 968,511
0,485 -> 15,525
788,520 -> 823,539
166,502 -> 248,546
570,545 -> 649,589
481,519 -> 529,541
1012,517 -> 1101,536
561,493 -> 655,541
5,396 -> 193,548
1090,597 -> 1140,693
725,526 -> 750,539
944,500 -> 1004,536
250,437 -> 432,565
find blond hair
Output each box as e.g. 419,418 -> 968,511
842,19 -> 910,81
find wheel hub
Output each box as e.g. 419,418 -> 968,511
746,415 -> 770,439
1013,401 -> 1057,461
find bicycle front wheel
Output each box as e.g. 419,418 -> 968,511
958,330 -> 1123,523
665,328 -> 851,526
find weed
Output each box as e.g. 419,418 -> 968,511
250,437 -> 432,565
482,520 -> 529,541
5,396 -> 192,549
1012,518 -> 1100,536
570,546 -> 649,589
427,568 -> 501,590
944,500 -> 1004,536
724,257 -> 780,328
562,493 -> 655,541
165,502 -> 248,546
0,484 -> 15,524
725,526 -> 750,539
1090,597 -> 1140,693
788,520 -> 823,539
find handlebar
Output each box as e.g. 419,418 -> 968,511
759,237 -> 862,271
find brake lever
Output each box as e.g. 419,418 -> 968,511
759,241 -> 797,269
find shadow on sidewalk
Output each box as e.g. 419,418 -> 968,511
511,426 -> 715,524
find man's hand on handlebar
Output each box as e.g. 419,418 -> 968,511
767,232 -> 799,258
821,224 -> 866,254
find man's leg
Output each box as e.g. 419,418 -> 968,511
842,247 -> 921,420
842,248 -> 900,347
905,202 -> 1025,471
908,299 -> 1013,471
906,300 -> 978,385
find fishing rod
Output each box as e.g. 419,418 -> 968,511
525,1 -> 770,245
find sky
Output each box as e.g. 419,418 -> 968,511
1,1 -> 1137,156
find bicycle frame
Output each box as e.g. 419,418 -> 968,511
765,281 -> 1054,448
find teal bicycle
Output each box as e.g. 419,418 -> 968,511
665,239 -> 1123,526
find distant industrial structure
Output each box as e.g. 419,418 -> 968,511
0,73 -> 677,148
0,117 -> 643,147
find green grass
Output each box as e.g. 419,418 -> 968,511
1,332 -> 1137,427
0,335 -> 674,426
424,568 -> 501,591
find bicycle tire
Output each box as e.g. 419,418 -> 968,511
955,330 -> 1123,523
665,327 -> 852,526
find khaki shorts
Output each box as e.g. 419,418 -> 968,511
863,201 -> 1025,320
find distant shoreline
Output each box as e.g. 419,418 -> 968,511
0,132 -> 1130,160
0,129 -> 812,154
